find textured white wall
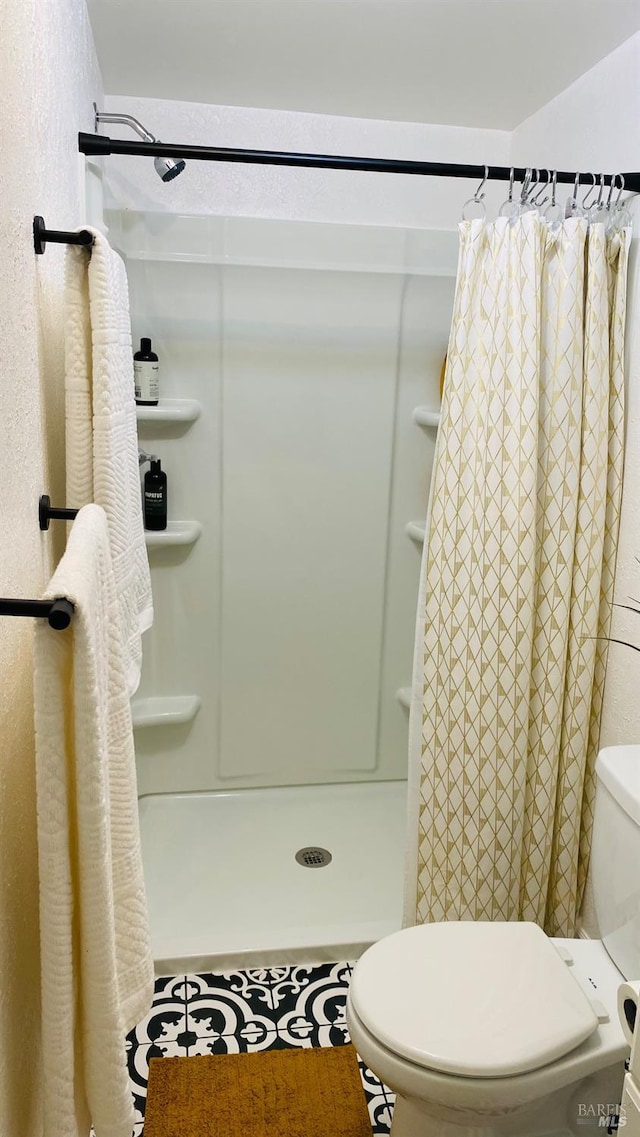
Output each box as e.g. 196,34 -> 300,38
0,1 -> 102,1131
511,34 -> 640,937
510,32 -> 640,179
101,93 -> 511,227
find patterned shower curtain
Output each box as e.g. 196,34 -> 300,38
406,211 -> 630,937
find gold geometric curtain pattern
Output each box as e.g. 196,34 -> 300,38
411,213 -> 630,936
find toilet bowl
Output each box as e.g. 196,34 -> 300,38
347,928 -> 627,1137
346,746 -> 640,1137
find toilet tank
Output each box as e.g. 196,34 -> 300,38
591,745 -> 640,979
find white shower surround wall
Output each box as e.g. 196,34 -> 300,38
102,100 -> 512,802
114,210 -> 459,799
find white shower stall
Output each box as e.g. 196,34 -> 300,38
106,208 -> 457,971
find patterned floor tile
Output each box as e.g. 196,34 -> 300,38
126,961 -> 394,1135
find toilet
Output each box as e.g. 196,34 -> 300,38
347,746 -> 640,1137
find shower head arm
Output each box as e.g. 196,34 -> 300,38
90,106 -> 186,181
94,106 -> 156,144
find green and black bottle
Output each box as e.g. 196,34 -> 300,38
143,459 -> 167,530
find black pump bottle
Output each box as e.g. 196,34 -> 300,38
134,337 -> 159,405
143,459 -> 167,530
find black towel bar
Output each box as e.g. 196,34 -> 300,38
33,215 -> 93,255
39,495 -> 79,531
0,598 -> 74,629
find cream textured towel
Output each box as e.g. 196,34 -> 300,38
34,504 -> 154,1137
65,230 -> 153,695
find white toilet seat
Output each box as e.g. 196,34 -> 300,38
346,936 -> 629,1125
349,922 -> 599,1078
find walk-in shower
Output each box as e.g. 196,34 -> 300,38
91,128 -> 638,973
100,206 -> 458,973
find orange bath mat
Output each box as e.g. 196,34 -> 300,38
143,1043 -> 372,1137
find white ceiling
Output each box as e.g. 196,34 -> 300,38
87,0 -> 640,130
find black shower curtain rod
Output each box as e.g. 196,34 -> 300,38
78,132 -> 640,193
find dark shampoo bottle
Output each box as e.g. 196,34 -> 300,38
134,337 -> 159,405
143,459 -> 167,530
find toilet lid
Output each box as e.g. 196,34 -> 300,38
349,922 -> 598,1078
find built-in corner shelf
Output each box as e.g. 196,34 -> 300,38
136,399 -> 201,424
412,407 -> 441,428
131,695 -> 201,729
396,687 -> 412,710
144,520 -> 202,548
405,520 -> 426,545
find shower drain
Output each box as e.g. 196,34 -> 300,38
295,846 -> 332,868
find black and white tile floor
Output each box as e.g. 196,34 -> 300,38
126,961 -> 394,1135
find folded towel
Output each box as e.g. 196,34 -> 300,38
34,504 -> 154,1137
65,230 -> 153,695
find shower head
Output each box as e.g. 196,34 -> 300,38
154,156 -> 187,182
94,106 -> 186,182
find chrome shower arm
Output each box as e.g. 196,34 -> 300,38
92,104 -> 186,182
94,106 -> 156,143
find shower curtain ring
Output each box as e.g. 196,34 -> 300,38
520,167 -> 533,204
531,168 -> 551,207
582,173 -> 597,210
544,171 -> 563,225
498,168 -> 518,218
568,170 -> 581,214
462,164 -> 488,220
615,173 -> 626,206
473,165 -> 488,203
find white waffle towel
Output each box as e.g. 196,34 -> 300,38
65,230 -> 153,695
34,504 -> 154,1137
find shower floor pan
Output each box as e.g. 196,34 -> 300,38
139,779 -> 407,975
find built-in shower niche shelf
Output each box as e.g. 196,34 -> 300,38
144,521 -> 202,548
131,695 -> 201,729
136,399 -> 202,424
405,520 -> 426,545
412,407 -> 441,428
